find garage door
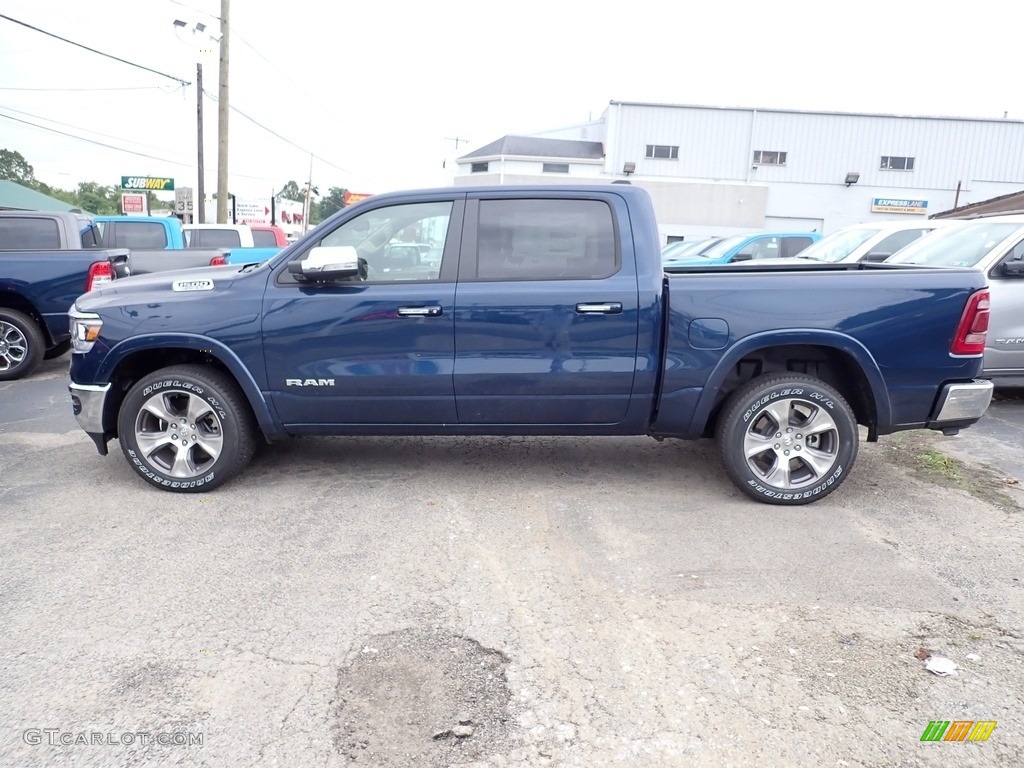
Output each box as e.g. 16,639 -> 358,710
765,216 -> 824,232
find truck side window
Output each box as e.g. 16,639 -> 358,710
319,200 -> 452,282
779,236 -> 813,258
476,199 -> 617,280
0,218 -> 61,249
870,229 -> 923,258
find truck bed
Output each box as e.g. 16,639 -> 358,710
655,262 -> 988,438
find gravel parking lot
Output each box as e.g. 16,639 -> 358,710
1,356 -> 1022,767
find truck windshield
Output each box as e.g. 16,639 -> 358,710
887,222 -> 1021,267
794,228 -> 880,263
698,234 -> 749,259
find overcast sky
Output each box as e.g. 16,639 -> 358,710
0,0 -> 1020,201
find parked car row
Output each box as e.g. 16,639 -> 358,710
664,212 -> 1024,389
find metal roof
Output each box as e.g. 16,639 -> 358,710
608,100 -> 1024,125
930,189 -> 1024,218
460,135 -> 604,161
0,180 -> 78,212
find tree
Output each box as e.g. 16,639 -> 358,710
276,180 -> 304,202
0,148 -> 37,185
74,182 -> 120,215
312,186 -> 348,224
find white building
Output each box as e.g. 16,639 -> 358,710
455,101 -> 1024,242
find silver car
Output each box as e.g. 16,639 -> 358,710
887,214 -> 1024,386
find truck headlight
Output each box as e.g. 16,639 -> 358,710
69,306 -> 103,354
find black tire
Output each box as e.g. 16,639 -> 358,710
117,364 -> 258,493
716,373 -> 859,505
44,339 -> 73,360
0,308 -> 46,381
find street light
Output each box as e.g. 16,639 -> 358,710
173,19 -> 221,224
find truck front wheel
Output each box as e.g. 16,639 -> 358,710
0,308 -> 45,381
716,374 -> 859,505
117,365 -> 258,493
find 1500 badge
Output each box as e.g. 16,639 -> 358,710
286,379 -> 335,386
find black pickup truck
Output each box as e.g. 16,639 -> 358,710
0,210 -> 128,379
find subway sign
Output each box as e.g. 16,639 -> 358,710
121,176 -> 175,191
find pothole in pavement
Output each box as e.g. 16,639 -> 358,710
333,627 -> 516,766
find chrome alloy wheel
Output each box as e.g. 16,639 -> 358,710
134,389 -> 224,478
0,321 -> 28,372
743,397 -> 840,490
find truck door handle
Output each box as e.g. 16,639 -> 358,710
575,302 -> 622,315
397,305 -> 443,317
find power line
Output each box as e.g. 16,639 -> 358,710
0,86 -> 169,92
0,13 -> 190,86
0,104 -> 190,156
201,88 -> 361,179
0,112 -> 192,166
0,110 -> 282,184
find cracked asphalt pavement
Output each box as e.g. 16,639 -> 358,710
1,355 -> 1022,767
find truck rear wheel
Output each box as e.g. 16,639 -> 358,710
716,374 -> 859,505
0,308 -> 45,381
117,365 -> 258,493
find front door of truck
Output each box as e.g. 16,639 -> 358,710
261,197 -> 464,428
453,195 -> 639,425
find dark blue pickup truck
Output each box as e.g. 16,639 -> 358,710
1,211 -> 129,379
67,185 -> 993,504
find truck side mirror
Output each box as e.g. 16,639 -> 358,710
1000,259 -> 1024,277
862,251 -> 891,263
732,252 -> 754,262
288,246 -> 361,281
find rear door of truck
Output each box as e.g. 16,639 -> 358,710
453,191 -> 640,425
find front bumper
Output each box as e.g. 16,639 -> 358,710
69,382 -> 111,455
931,379 -> 994,424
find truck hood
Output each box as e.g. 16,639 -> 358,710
75,264 -> 257,312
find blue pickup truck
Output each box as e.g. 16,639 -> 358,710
0,211 -> 129,379
67,184 -> 993,505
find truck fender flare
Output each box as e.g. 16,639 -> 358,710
100,333 -> 284,439
689,329 -> 892,435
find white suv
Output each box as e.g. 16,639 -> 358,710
789,219 -> 959,264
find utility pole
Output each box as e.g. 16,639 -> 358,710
302,152 -> 313,235
216,0 -> 230,223
196,62 -> 205,224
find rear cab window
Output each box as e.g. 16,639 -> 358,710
0,217 -> 61,249
189,229 -> 242,248
252,230 -> 278,247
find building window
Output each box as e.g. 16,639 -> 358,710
753,150 -> 787,166
471,162 -> 490,173
880,155 -> 915,171
645,144 -> 679,160
542,162 -> 570,174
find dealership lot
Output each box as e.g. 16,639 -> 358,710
1,359 -> 1023,767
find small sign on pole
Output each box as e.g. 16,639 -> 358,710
121,193 -> 147,215
175,187 -> 195,215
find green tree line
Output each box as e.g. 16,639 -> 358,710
2,149 -> 349,223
